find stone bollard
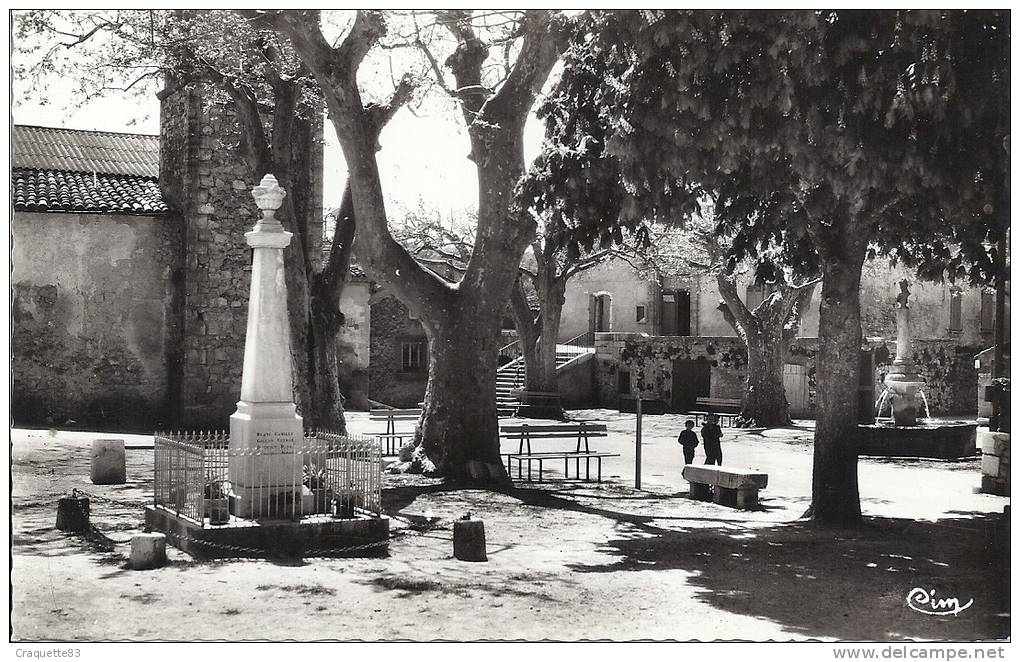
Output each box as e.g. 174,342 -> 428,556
130,533 -> 167,570
453,517 -> 487,562
56,495 -> 90,532
91,439 -> 126,485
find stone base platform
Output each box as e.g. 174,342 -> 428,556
857,422 -> 977,459
144,505 -> 389,559
978,428 -> 1010,496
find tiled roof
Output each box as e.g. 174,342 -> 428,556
13,125 -> 160,177
11,125 -> 168,215
12,168 -> 169,215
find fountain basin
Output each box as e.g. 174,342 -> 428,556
857,420 -> 977,459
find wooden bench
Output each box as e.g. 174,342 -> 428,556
368,408 -> 422,455
689,397 -> 743,426
507,452 -> 619,483
682,465 -> 768,509
500,422 -> 618,482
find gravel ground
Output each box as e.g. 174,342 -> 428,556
10,411 -> 1010,643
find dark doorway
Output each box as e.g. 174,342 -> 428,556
661,289 -> 692,336
671,357 -> 711,412
593,294 -> 611,332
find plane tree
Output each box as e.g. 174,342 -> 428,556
250,10 -> 569,483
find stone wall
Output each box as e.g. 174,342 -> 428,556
595,332 -> 976,417
979,429 -> 1011,496
161,87 -> 254,427
369,294 -> 428,408
594,333 -> 759,409
12,212 -> 182,429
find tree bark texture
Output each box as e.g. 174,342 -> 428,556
809,242 -> 867,527
419,304 -> 508,483
743,326 -> 791,427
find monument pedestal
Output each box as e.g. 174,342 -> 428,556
228,401 -> 303,520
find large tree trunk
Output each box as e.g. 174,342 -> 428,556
419,303 -> 508,483
743,325 -> 791,427
716,273 -> 816,428
519,275 -> 566,419
810,243 -> 867,526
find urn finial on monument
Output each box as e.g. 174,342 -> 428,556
251,173 -> 287,233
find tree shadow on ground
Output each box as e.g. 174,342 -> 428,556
509,486 -> 1008,641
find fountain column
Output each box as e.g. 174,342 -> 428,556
228,174 -> 303,518
883,280 -> 925,426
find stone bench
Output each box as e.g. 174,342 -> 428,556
682,465 -> 768,509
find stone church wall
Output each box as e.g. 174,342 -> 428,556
12,212 -> 181,429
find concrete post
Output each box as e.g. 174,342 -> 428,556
90,438 -> 126,485
130,532 -> 167,570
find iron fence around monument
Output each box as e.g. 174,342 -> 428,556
153,430 -> 383,527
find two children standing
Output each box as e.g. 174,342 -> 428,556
677,414 -> 723,465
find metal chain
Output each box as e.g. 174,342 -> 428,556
66,488 -> 397,556
71,488 -> 148,509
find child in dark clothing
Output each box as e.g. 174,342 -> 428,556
677,419 -> 699,465
701,414 -> 723,465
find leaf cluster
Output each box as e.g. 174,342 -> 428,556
536,10 -> 1009,286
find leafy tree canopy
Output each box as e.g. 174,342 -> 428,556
539,10 -> 1008,285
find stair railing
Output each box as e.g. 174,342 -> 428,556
498,339 -> 522,365
563,331 -> 595,352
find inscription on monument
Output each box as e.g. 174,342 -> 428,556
255,429 -> 298,454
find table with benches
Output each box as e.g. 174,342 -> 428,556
368,408 -> 422,455
500,422 -> 619,482
682,465 -> 768,509
686,397 -> 742,427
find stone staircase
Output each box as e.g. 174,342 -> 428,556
496,337 -> 593,416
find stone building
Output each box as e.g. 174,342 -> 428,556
12,107 -> 431,428
563,254 -> 1007,417
12,125 -> 179,429
12,82 -> 325,429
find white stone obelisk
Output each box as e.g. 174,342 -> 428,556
228,174 -> 303,518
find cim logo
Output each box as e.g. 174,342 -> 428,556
906,587 -> 974,616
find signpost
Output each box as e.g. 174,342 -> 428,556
635,397 -> 643,490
